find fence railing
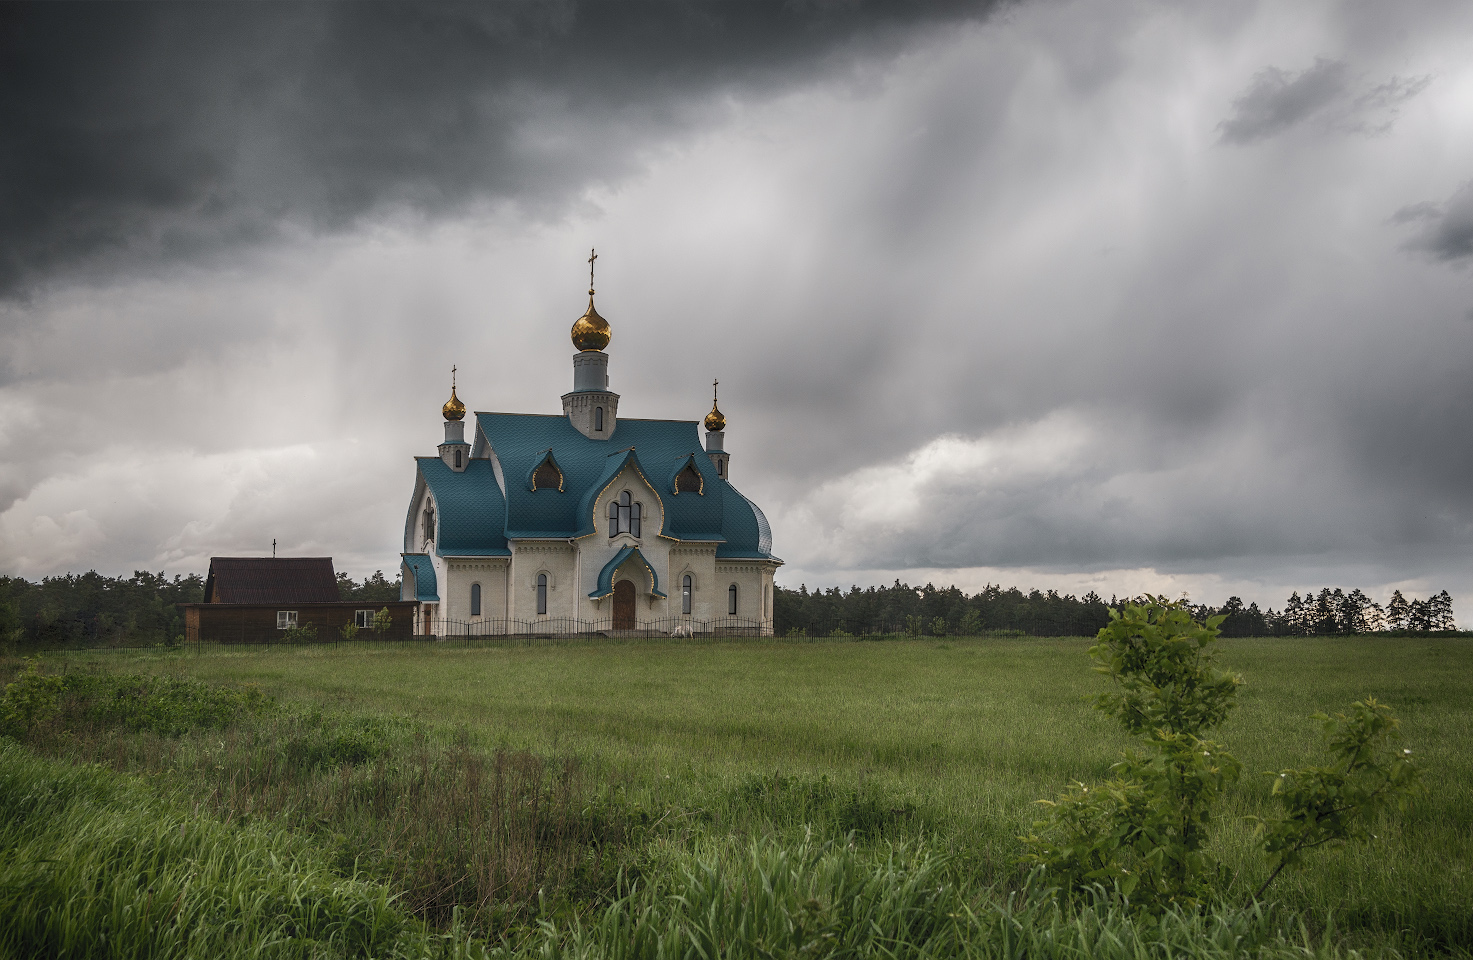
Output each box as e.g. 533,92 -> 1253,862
428,616 -> 772,639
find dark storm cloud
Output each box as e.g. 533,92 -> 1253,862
0,0 -> 997,299
1396,183 -> 1473,263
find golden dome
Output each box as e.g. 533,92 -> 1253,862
704,379 -> 725,432
571,292 -> 611,352
442,385 -> 465,421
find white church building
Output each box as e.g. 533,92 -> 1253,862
400,259 -> 780,636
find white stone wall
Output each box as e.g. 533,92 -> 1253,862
442,559 -> 509,622
510,542 -> 577,621
577,462 -> 671,622
668,544 -> 719,618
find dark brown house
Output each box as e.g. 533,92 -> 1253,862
183,557 -> 418,643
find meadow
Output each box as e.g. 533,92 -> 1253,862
3,634 -> 1470,958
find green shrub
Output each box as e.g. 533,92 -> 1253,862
1024,597 -> 1420,912
0,659 -> 66,737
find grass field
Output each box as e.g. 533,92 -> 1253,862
5,634 -> 1471,957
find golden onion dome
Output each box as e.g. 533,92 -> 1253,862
571,291 -> 611,352
704,388 -> 725,432
442,385 -> 465,421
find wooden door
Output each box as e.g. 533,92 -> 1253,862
613,579 -> 636,629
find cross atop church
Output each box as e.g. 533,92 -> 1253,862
588,248 -> 598,291
712,378 -> 718,401
451,364 -> 457,389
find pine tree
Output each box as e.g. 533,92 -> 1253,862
1386,590 -> 1410,631
1407,597 -> 1431,632
1282,592 -> 1305,636
1428,590 -> 1456,631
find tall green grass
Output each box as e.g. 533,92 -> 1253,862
0,740 -> 486,959
10,635 -> 1472,957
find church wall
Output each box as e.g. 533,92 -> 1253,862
716,561 -> 775,629
511,543 -> 577,622
578,463 -> 672,623
442,559 -> 509,623
668,544 -> 719,619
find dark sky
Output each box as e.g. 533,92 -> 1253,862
2,1 -> 1472,614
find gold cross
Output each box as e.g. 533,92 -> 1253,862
451,364 -> 456,389
712,379 -> 719,402
588,248 -> 598,290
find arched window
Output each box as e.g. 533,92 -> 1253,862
682,574 -> 692,615
675,462 -> 702,494
470,582 -> 481,617
717,460 -> 724,478
423,504 -> 435,542
610,491 -> 641,537
454,449 -> 462,468
536,574 -> 548,616
728,584 -> 738,616
532,456 -> 562,491
595,406 -> 604,431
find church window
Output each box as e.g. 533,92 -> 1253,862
717,460 -> 724,478
537,574 -> 548,615
471,583 -> 481,617
423,504 -> 435,542
532,455 -> 563,491
728,584 -> 738,616
454,449 -> 462,468
682,575 -> 692,615
610,491 -> 640,538
595,406 -> 604,431
675,462 -> 702,494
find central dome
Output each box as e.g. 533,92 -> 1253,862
571,292 -> 611,352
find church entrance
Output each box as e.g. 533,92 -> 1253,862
613,579 -> 636,629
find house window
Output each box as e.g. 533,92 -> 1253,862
728,584 -> 738,616
537,573 -> 548,615
595,406 -> 604,431
470,583 -> 481,617
355,609 -> 375,629
277,610 -> 298,630
682,575 -> 692,615
610,491 -> 641,538
454,449 -> 462,468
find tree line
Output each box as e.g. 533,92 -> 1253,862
0,570 -> 401,650
772,581 -> 1461,638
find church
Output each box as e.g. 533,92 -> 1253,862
400,256 -> 781,636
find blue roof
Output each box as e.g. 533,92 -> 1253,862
590,546 -> 666,599
458,413 -> 774,558
417,457 -> 511,557
401,554 -> 438,602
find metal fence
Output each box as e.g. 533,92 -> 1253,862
429,616 -> 772,639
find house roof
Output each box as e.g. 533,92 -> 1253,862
204,557 -> 339,604
418,413 -> 773,559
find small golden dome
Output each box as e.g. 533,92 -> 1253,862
442,385 -> 465,421
571,292 -> 611,352
704,379 -> 725,432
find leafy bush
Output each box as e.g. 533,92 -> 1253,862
1024,597 -> 1420,912
0,659 -> 66,737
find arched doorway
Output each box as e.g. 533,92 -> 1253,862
613,579 -> 636,629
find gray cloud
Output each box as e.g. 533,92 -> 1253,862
1217,57 -> 1428,144
1396,183 -> 1473,263
1218,58 -> 1350,143
0,1 -> 997,301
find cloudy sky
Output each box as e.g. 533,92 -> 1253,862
3,0 -> 1472,615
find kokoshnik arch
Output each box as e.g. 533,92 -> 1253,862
400,252 -> 781,636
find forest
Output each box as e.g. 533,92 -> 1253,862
772,581 -> 1459,637
0,568 -> 1459,649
